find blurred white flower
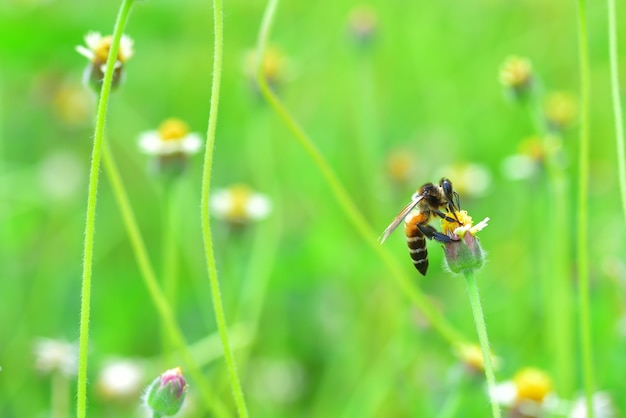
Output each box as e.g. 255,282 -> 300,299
97,359 -> 145,401
38,151 -> 84,200
210,184 -> 272,224
76,31 -> 134,67
138,118 -> 202,156
490,368 -> 561,417
248,358 -> 306,405
501,154 -> 538,180
33,338 -> 78,376
569,392 -> 616,418
436,162 -> 491,197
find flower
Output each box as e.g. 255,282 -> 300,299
138,119 -> 202,157
97,359 -> 146,401
544,91 -> 577,133
347,5 -> 378,45
440,210 -> 489,274
76,31 -> 134,91
243,45 -> 288,90
569,392 -> 616,418
491,368 -> 560,417
138,118 -> 203,179
33,338 -> 78,377
499,55 -> 534,100
385,148 -> 417,185
454,343 -> 499,375
210,184 -> 272,225
501,137 -> 546,181
144,367 -> 188,417
435,163 -> 491,197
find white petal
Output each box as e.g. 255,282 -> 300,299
489,381 -> 517,406
84,32 -> 102,50
247,194 -> 272,220
181,134 -> 203,154
75,45 -> 95,60
210,189 -> 233,218
119,35 -> 134,61
501,154 -> 537,180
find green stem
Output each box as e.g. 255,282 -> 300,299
161,183 -> 179,361
76,1 -> 134,415
255,0 -> 466,347
524,98 -> 574,396
200,0 -> 249,415
576,0 -> 596,415
463,270 -> 501,418
51,371 -> 69,418
100,141 -> 229,418
608,0 -> 626,225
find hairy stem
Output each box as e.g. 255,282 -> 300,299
464,270 -> 501,418
101,142 -> 229,417
76,0 -> 134,415
200,0 -> 249,415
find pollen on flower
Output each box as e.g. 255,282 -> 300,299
499,55 -> 533,89
513,367 -> 553,403
158,118 -> 190,141
441,210 -> 489,238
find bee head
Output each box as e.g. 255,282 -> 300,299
440,178 -> 461,211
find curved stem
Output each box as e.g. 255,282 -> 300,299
608,0 -> 626,225
101,142 -> 229,418
200,0 -> 249,415
576,0 -> 596,415
76,0 -> 134,415
463,270 -> 501,418
255,0 -> 466,347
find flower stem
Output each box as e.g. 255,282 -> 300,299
100,141 -> 229,418
608,0 -> 626,225
200,0 -> 249,415
161,183 -> 179,361
576,0 -> 596,415
51,371 -> 69,418
255,0 -> 466,347
463,270 -> 501,418
76,0 -> 134,416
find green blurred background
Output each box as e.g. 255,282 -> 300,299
1,0 -> 625,416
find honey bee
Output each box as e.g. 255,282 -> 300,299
380,178 -> 462,275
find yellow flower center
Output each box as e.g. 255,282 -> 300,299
499,56 -> 532,88
513,368 -> 552,403
456,344 -> 492,372
441,210 -> 473,236
158,119 -> 190,141
92,35 -> 131,64
544,92 -> 576,127
227,184 -> 253,220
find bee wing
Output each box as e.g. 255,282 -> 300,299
379,195 -> 425,244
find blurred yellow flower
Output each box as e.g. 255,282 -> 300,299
210,184 -> 272,225
76,32 -> 134,66
138,118 -> 203,156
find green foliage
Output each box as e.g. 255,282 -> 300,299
0,0 -> 624,416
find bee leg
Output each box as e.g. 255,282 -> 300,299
417,224 -> 458,243
432,209 -> 459,224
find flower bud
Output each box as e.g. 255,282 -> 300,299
144,367 -> 188,417
441,211 -> 489,274
499,55 -> 534,102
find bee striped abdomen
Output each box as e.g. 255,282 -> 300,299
405,212 -> 429,275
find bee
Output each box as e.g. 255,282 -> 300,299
380,178 -> 462,275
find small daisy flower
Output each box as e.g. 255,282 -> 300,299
33,338 -> 78,377
385,148 -> 417,186
210,184 -> 272,226
454,343 -> 499,375
97,359 -> 146,401
347,5 -> 378,45
569,392 -> 616,418
76,31 -> 134,91
441,210 -> 489,274
243,45 -> 288,91
138,118 -> 203,178
436,163 -> 492,197
544,91 -> 577,133
499,55 -> 534,101
490,368 -> 560,418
